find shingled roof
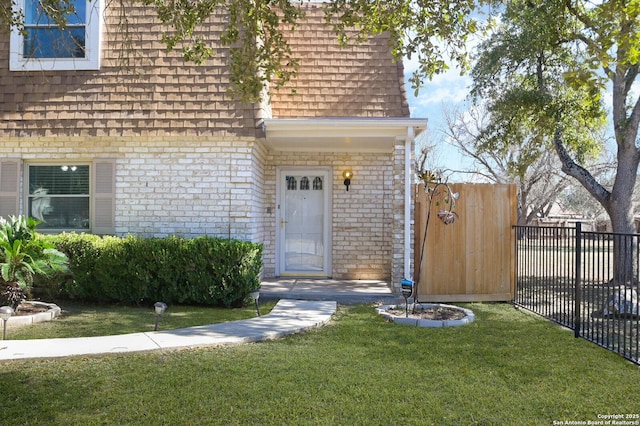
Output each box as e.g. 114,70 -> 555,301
0,3 -> 410,139
269,3 -> 410,119
0,5 -> 257,139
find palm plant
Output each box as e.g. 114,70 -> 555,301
0,216 -> 69,308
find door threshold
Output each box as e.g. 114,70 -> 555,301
279,274 -> 328,278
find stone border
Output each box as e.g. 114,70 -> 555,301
376,303 -> 475,328
6,302 -> 61,328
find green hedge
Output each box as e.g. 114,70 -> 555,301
42,234 -> 263,308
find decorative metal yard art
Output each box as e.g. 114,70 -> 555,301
414,170 -> 459,306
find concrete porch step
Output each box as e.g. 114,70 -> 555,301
260,279 -> 402,304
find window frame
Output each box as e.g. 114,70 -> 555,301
24,162 -> 92,233
9,0 -> 103,71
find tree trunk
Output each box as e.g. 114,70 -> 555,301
607,146 -> 639,285
607,60 -> 640,284
553,127 -> 640,286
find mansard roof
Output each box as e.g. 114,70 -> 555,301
0,3 -> 410,139
269,4 -> 410,119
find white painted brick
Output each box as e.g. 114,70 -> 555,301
4,136 -> 412,283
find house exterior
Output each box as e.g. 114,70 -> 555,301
0,2 -> 426,290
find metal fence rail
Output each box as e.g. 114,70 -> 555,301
514,224 -> 640,365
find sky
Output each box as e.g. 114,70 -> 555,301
398,5 -> 501,183
401,17 -> 633,184
403,57 -> 475,182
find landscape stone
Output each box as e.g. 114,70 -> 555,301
603,287 -> 639,316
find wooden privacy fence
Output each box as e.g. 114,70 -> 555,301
414,183 -> 517,302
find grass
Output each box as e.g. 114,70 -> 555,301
1,302 -> 638,425
7,300 -> 277,339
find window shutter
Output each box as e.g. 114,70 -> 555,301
92,158 -> 116,235
0,159 -> 21,219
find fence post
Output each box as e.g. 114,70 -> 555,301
574,222 -> 582,338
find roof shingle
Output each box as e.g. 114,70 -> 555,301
0,3 -> 410,139
269,4 -> 410,119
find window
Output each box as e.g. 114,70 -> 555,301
2,158 -> 114,234
286,176 -> 297,190
313,177 -> 323,190
300,177 -> 309,190
27,164 -> 90,231
10,0 -> 102,71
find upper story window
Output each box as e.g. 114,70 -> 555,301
9,0 -> 102,71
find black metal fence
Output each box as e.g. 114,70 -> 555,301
514,224 -> 640,365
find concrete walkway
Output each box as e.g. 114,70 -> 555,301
260,278 -> 401,304
0,299 -> 336,361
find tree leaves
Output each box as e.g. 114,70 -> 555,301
470,0 -> 640,237
1,0 -> 489,103
324,0 -> 485,95
471,0 -> 607,161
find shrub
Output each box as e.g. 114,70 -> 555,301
47,234 -> 263,307
0,216 -> 69,308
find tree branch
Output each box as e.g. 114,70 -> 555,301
626,72 -> 640,149
623,62 -> 639,96
553,127 -> 610,208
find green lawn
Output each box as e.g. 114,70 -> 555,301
1,302 -> 638,425
7,301 -> 276,339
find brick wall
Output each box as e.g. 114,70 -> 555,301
1,136 -> 410,282
250,139 -> 270,266
0,1 -> 414,283
0,137 -> 261,239
264,150 -> 395,280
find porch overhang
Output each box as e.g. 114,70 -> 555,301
263,118 -> 428,152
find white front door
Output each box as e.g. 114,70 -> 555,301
277,168 -> 331,277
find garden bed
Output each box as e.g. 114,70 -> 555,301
376,303 -> 475,327
6,301 -> 61,328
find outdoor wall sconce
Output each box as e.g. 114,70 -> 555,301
342,169 -> 353,191
0,306 -> 14,340
249,289 -> 261,316
153,302 -> 167,331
